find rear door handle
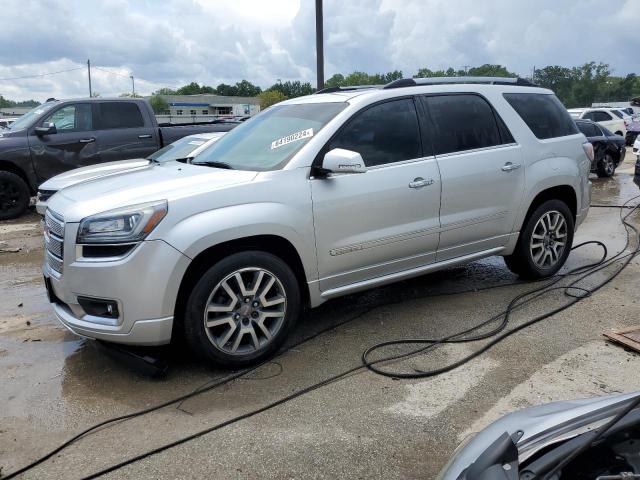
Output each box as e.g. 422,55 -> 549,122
409,177 -> 434,189
78,137 -> 95,144
501,162 -> 521,172
138,134 -> 152,139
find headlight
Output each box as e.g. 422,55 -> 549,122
77,200 -> 167,244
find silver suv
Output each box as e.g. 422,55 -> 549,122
43,77 -> 592,367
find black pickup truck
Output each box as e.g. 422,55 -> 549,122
0,97 -> 237,219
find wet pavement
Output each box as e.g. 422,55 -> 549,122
1,152 -> 639,479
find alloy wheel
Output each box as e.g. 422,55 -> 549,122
530,210 -> 568,268
603,155 -> 615,175
203,267 -> 287,356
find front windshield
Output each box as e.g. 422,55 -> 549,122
193,102 -> 347,170
8,102 -> 57,130
148,135 -> 217,163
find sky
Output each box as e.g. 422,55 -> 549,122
0,0 -> 639,101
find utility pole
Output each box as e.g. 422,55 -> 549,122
87,59 -> 92,97
130,75 -> 135,97
315,0 -> 324,90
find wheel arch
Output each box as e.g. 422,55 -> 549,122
173,234 -> 310,334
517,185 -> 577,234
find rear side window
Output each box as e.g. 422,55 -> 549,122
97,102 -> 145,129
423,94 -> 503,155
610,110 -> 623,119
576,122 -> 598,137
329,98 -> 422,167
503,93 -> 578,139
593,111 -> 613,122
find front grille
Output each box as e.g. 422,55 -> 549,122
44,210 -> 65,275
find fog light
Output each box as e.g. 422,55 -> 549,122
77,296 -> 120,319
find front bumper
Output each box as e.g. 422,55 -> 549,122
43,230 -> 191,346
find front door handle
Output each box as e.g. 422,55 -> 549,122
138,134 -> 152,139
409,177 -> 434,189
78,137 -> 95,144
501,162 -> 521,172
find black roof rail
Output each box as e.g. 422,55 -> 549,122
314,85 -> 383,94
383,76 -> 538,89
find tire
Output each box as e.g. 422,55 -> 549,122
0,171 -> 30,220
596,153 -> 616,178
504,199 -> 574,280
183,251 -> 301,368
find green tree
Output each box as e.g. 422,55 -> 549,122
149,95 -> 169,114
268,80 -> 313,98
176,82 -> 215,95
257,90 -> 287,109
467,64 -> 515,77
215,83 -> 238,96
233,79 -> 262,97
324,74 -> 345,88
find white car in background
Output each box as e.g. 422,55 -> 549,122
35,132 -> 226,214
568,108 -> 627,137
0,117 -> 16,129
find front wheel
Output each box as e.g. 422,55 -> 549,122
596,153 -> 616,178
504,199 -> 574,279
0,171 -> 30,220
183,251 -> 301,368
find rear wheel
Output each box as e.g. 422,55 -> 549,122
596,153 -> 616,178
504,199 -> 574,279
0,171 -> 30,220
183,251 -> 301,368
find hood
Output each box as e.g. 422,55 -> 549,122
439,390 -> 640,480
0,128 -> 26,140
48,161 -> 258,222
39,158 -> 152,191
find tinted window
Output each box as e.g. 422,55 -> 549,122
582,112 -> 596,121
504,93 -> 578,139
423,94 -> 502,155
576,121 -> 598,137
97,102 -> 144,129
329,99 -> 422,167
610,110 -> 623,119
43,104 -> 92,131
593,111 -> 613,122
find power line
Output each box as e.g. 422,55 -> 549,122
0,67 -> 84,82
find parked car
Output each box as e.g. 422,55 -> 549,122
35,132 -> 226,214
0,117 -> 16,129
0,98 -> 237,220
437,390 -> 640,480
43,77 -> 591,368
568,108 -> 627,138
575,119 -> 626,177
635,136 -> 640,176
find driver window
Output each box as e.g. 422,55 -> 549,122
43,104 -> 93,132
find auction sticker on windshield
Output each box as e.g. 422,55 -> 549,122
271,128 -> 314,150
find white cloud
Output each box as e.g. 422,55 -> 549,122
0,0 -> 638,102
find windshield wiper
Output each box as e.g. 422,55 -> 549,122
192,160 -> 234,170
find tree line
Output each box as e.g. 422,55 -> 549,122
146,62 -> 640,111
4,62 -> 639,112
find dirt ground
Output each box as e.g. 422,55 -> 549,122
1,152 -> 639,479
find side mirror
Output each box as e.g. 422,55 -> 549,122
322,148 -> 366,174
35,122 -> 57,136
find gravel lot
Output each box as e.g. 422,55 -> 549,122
1,152 -> 639,479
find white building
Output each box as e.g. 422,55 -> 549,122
153,94 -> 261,124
